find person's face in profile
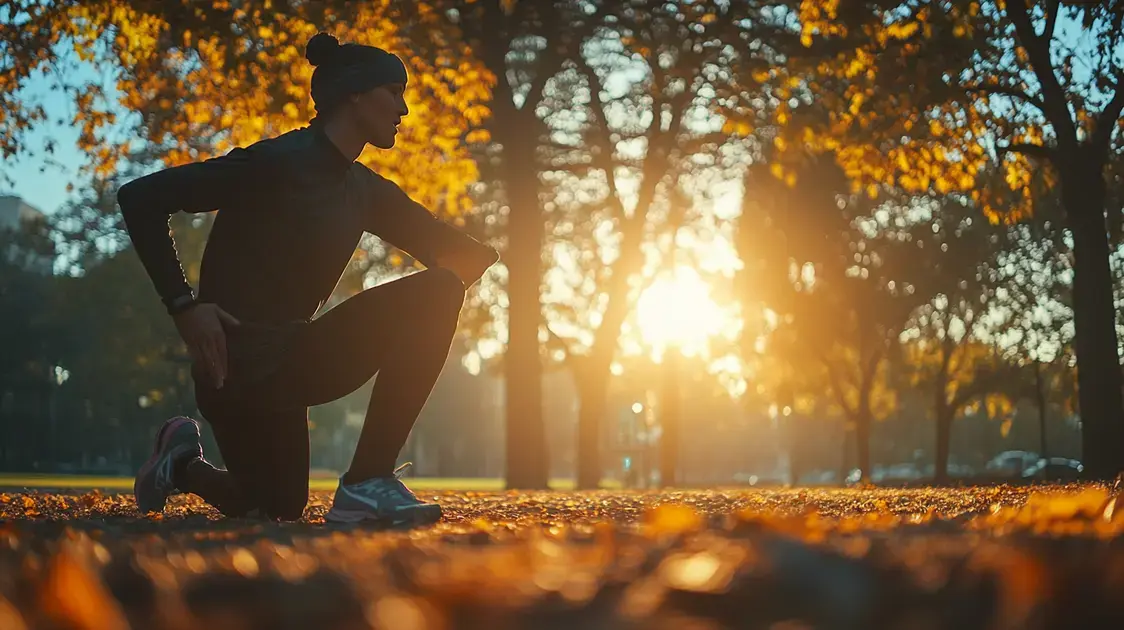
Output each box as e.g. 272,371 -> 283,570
349,82 -> 409,149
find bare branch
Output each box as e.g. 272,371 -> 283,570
677,131 -> 732,156
822,352 -> 857,419
1005,0 -> 1079,149
524,1 -> 601,112
1043,0 -> 1061,43
542,140 -> 585,153
477,2 -> 515,94
961,83 -> 1047,115
999,142 -> 1057,162
524,64 -> 557,114
940,331 -> 956,380
574,52 -> 630,219
756,23 -> 854,61
544,323 -> 581,360
522,14 -> 564,112
546,159 -> 644,176
1093,72 -> 1124,153
949,366 -> 1002,413
862,344 -> 884,389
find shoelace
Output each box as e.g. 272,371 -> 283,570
392,462 -> 417,500
350,462 -> 418,503
154,451 -> 178,495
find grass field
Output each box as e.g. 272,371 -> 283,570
0,473 -> 621,492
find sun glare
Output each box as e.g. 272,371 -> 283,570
636,266 -> 727,356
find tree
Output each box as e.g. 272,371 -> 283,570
449,0 -> 609,489
0,216 -> 57,470
535,0 -> 750,488
46,250 -> 195,469
901,328 -> 1010,480
889,194 -> 1013,480
741,155 -> 921,480
995,217 -> 1080,460
772,0 -> 1124,477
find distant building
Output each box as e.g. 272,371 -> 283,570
0,195 -> 42,230
0,195 -> 52,274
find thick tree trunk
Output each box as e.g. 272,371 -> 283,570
500,113 -> 549,490
1035,361 -> 1049,459
659,348 -> 681,487
934,406 -> 953,484
849,370 -> 876,483
575,365 -> 608,489
856,409 -> 872,482
574,230 -> 648,489
933,341 -> 954,483
1062,159 -> 1124,479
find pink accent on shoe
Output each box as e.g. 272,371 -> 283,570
135,416 -> 194,490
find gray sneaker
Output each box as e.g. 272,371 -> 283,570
134,416 -> 203,514
324,462 -> 442,526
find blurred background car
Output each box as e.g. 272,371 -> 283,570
986,450 -> 1042,479
1022,457 -> 1083,482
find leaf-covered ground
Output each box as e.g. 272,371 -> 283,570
3,484 -> 1124,629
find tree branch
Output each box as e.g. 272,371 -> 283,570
822,353 -> 857,419
544,322 -> 582,361
665,184 -> 692,235
1043,0 -> 1061,43
524,61 -> 558,114
1005,0 -> 1078,149
543,140 -> 585,153
574,52 -> 630,220
476,2 -> 516,108
939,331 -> 956,383
862,344 -> 884,390
548,160 -> 644,176
1093,72 -> 1124,153
961,83 -> 1047,115
999,142 -> 1057,162
677,131 -> 734,156
522,1 -> 597,113
949,368 -> 1001,413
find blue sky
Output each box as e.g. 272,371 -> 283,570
3,64 -> 98,216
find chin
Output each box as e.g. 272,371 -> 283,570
370,137 -> 395,150
367,129 -> 397,150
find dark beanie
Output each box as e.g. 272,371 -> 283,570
306,33 -> 408,117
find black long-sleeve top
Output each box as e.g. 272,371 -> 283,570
117,123 -> 484,324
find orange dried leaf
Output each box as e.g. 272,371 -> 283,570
40,547 -> 129,630
643,504 -> 702,535
0,595 -> 28,630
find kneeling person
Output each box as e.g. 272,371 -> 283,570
121,33 -> 499,524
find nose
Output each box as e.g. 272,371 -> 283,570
399,94 -> 409,117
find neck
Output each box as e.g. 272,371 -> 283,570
320,115 -> 366,162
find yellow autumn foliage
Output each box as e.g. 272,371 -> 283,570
781,0 -> 1044,225
8,0 -> 495,216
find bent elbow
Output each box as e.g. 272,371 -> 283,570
116,179 -> 141,216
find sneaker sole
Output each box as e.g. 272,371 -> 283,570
134,416 -> 196,514
324,504 -> 442,527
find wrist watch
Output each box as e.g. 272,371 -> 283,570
165,292 -> 198,315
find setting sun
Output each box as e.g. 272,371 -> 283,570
635,265 -> 727,356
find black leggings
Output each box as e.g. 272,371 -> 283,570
184,268 -> 465,520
